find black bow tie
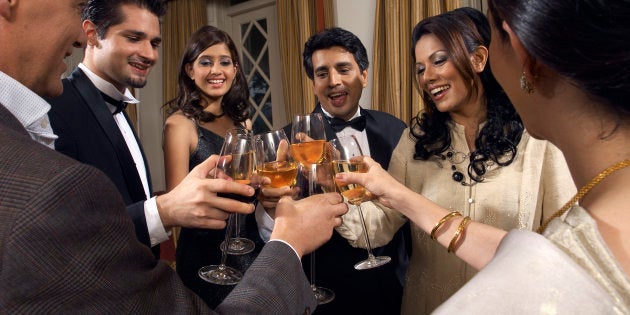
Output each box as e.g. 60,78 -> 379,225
101,92 -> 128,115
329,116 -> 366,132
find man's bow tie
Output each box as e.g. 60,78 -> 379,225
329,116 -> 366,132
101,92 -> 128,115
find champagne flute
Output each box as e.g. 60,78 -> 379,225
330,135 -> 391,270
198,128 -> 256,285
219,128 -> 256,256
254,129 -> 298,188
290,113 -> 335,305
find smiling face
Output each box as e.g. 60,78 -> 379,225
414,33 -> 476,115
186,43 -> 237,105
5,0 -> 87,97
311,46 -> 368,121
82,4 -> 161,92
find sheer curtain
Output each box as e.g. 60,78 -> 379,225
276,0 -> 334,119
371,0 -> 461,124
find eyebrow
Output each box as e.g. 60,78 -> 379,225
314,61 -> 353,73
122,30 -> 162,43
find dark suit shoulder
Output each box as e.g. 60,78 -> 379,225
362,108 -> 407,129
0,127 -> 211,313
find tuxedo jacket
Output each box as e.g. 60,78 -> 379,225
0,104 -> 316,314
284,105 -> 409,315
47,68 -> 152,248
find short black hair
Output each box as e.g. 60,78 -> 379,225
302,27 -> 369,80
83,0 -> 168,38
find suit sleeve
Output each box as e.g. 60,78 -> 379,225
217,241 -> 317,314
3,163 -> 212,313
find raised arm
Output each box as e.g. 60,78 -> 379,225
335,156 -> 506,270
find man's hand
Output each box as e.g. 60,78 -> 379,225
271,193 -> 348,258
156,155 -> 256,229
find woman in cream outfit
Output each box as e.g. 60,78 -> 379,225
337,0 -> 630,313
335,7 -> 575,314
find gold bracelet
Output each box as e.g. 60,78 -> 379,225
448,216 -> 472,253
430,211 -> 462,240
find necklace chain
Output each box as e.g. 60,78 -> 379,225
537,158 -> 630,234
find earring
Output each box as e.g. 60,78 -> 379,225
520,72 -> 535,94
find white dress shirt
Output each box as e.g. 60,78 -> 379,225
79,64 -> 168,246
0,71 -> 57,148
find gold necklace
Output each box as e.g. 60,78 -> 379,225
537,158 -> 630,234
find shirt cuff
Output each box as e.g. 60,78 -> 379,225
268,239 -> 301,260
145,197 -> 170,246
255,202 -> 274,242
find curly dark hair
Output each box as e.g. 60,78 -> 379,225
165,25 -> 250,124
410,7 -> 523,182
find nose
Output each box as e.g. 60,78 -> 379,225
420,65 -> 437,85
328,69 -> 342,87
138,41 -> 158,63
210,62 -> 222,74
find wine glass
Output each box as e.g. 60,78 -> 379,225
219,128 -> 256,256
254,129 -> 298,188
198,128 -> 257,285
330,135 -> 391,270
290,113 -> 335,305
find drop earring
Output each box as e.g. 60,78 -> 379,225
520,72 -> 535,94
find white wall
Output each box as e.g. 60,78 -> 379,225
333,0 -> 376,109
136,45 -> 165,192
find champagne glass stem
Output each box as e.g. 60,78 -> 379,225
310,252 -> 317,290
220,213 -> 235,267
357,204 -> 376,260
233,213 -> 241,241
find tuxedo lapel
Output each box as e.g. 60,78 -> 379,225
363,110 -> 389,167
67,69 -> 147,199
121,110 -> 153,194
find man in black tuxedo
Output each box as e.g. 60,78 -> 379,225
47,0 -> 205,255
258,27 -> 409,314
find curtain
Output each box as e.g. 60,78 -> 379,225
371,0 -> 461,124
162,0 -> 208,122
276,0 -> 334,120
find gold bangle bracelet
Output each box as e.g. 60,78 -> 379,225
448,216 -> 472,253
430,211 -> 462,240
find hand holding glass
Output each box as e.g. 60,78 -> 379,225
331,135 -> 391,270
255,129 -> 298,188
198,128 -> 257,285
290,113 -> 334,304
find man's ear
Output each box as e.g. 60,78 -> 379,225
470,45 -> 488,73
0,0 -> 17,20
360,69 -> 368,88
83,20 -> 99,46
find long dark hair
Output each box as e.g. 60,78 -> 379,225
165,25 -> 250,124
410,7 -> 523,182
489,0 -> 630,124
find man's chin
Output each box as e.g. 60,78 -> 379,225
127,77 -> 148,89
37,81 -> 64,98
